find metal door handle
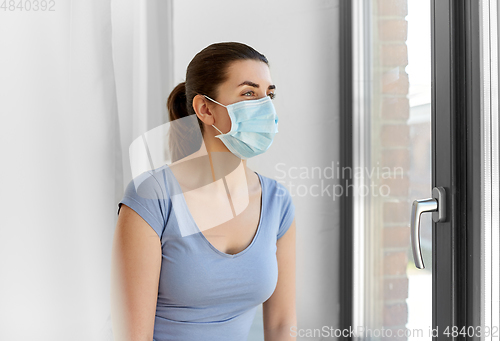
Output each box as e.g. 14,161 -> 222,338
410,187 -> 446,269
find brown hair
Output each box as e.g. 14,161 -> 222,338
166,42 -> 269,161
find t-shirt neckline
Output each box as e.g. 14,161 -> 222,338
167,166 -> 265,259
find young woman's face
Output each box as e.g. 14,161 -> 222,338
208,59 -> 276,134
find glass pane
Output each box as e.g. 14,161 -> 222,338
353,0 -> 432,339
480,0 -> 500,337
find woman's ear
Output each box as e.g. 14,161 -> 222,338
192,95 -> 215,125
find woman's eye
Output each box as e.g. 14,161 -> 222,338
242,91 -> 276,100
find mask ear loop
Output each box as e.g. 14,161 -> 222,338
204,95 -> 227,108
212,124 -> 224,135
203,95 -> 227,135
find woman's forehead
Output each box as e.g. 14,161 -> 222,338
225,60 -> 273,88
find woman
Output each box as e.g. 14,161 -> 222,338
111,42 -> 297,341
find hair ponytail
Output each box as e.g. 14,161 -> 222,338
167,81 -> 202,162
167,82 -> 188,121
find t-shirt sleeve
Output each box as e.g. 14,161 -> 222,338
117,171 -> 169,239
276,182 -> 295,240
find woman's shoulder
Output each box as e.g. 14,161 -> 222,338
119,166 -> 173,239
122,164 -> 181,206
256,172 -> 295,240
257,172 -> 292,201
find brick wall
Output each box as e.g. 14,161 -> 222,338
374,0 -> 410,339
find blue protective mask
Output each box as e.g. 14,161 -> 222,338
204,95 -> 279,159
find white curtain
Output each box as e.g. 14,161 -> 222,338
0,1 -> 172,340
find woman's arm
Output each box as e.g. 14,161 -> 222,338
263,218 -> 297,340
111,204 -> 162,341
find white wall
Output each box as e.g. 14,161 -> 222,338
172,1 -> 341,339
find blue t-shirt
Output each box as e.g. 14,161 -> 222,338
116,164 -> 295,341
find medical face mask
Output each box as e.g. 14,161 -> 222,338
204,94 -> 279,159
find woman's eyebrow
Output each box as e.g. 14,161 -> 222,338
237,80 -> 276,90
